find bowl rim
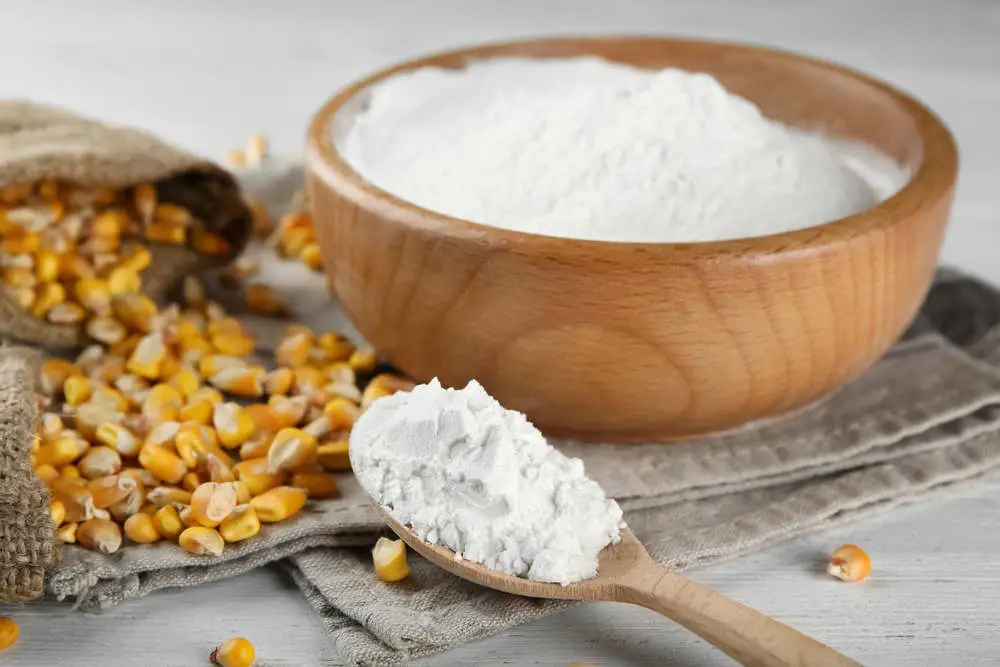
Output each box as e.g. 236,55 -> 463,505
306,35 -> 958,261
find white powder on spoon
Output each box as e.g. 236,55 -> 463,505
350,378 -> 623,585
342,57 -> 909,242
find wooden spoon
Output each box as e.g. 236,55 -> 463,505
372,504 -> 861,667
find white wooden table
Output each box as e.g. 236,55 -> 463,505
3,1 -> 1000,664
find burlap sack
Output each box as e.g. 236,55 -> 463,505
0,100 -> 252,348
0,345 -> 50,602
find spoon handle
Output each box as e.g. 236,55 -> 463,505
617,565 -> 861,667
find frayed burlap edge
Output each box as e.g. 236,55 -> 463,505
0,345 -> 50,602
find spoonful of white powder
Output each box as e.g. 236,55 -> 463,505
349,378 -> 623,584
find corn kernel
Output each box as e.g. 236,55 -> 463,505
88,209 -> 129,237
317,440 -> 351,472
119,244 -> 152,273
179,400 -> 214,425
267,428 -> 318,473
239,432 -> 272,460
264,367 -> 293,395
78,446 -> 123,479
146,486 -> 193,507
250,485 -> 307,523
290,471 -> 338,499
112,293 -> 158,333
267,395 -> 309,429
192,227 -> 232,256
108,483 -> 144,522
127,332 -> 166,379
3,266 -> 37,289
168,365 -> 200,399
179,525 -> 225,556
49,499 -> 66,526
232,480 -> 251,505
34,463 -> 59,486
213,402 -> 255,449
85,315 -> 126,345
6,285 -> 35,310
299,243 -> 324,271
120,467 -> 158,489
181,471 -> 202,492
210,636 -> 255,667
31,282 -> 66,318
210,366 -> 264,397
142,383 -> 184,422
189,482 -> 238,528
35,249 -> 60,281
200,453 -> 236,484
107,266 -> 141,295
373,537 -> 409,582
139,444 -> 188,484
827,544 -> 871,582
217,504 -> 260,543
245,283 -> 290,317
77,517 -> 122,554
153,504 -> 184,541
144,420 -> 181,447
56,521 -> 78,543
35,435 -> 88,467
145,221 -> 186,244
87,474 -> 135,509
2,233 -> 39,255
74,403 -> 124,441
275,332 -> 311,367
362,374 -> 415,410
226,149 -> 247,167
89,386 -> 129,412
40,358 -> 80,395
123,512 -> 160,544
316,332 -> 354,363
0,617 -> 19,652
59,464 -> 81,482
153,202 -> 191,225
210,329 -> 255,358
109,333 -> 142,359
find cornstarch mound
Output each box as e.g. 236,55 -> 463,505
350,378 -> 624,585
342,57 -> 909,242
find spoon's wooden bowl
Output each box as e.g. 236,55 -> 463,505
306,36 -> 958,442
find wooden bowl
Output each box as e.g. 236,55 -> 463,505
305,36 -> 958,442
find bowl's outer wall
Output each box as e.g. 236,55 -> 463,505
305,37 -> 958,441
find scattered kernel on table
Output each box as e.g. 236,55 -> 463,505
826,544 -> 871,582
210,636 -> 256,667
0,617 -> 19,652
372,536 -> 409,582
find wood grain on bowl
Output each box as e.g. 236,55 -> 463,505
305,36 -> 958,442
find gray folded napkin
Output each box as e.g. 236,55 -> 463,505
46,166 -> 1000,667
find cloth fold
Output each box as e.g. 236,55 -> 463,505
44,167 -> 1000,666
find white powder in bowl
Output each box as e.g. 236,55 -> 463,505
350,378 -> 623,585
341,57 -> 910,242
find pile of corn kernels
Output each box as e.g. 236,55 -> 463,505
3,175 -> 412,559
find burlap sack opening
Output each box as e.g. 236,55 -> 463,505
0,100 -> 252,349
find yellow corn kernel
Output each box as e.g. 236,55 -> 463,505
142,383 -> 184,422
6,285 -> 35,310
3,266 -> 37,289
317,440 -> 351,472
127,332 -> 166,379
108,481 -> 144,521
119,244 -> 152,273
290,471 -> 339,499
139,444 -> 188,484
89,386 -> 129,412
35,249 -> 60,282
144,420 -> 181,448
210,366 -> 264,397
95,422 -> 139,457
34,463 -> 59,486
210,330 -> 255,358
120,467 -> 158,489
77,518 -> 122,554
40,413 -> 63,439
90,355 -> 127,386
238,432 -> 272,460
243,404 -> 279,436
267,395 -> 309,429
46,302 -> 85,324
226,148 -> 247,167
237,471 -> 284,498
231,480 -> 252,505
168,365 -> 201,399
40,358 -> 80,395
112,293 -> 158,333
217,504 -> 260,543
362,374 -> 415,410
213,402 -> 255,449
124,512 -> 160,544
109,333 -> 142,359
264,367 -> 293,396
200,453 -> 236,484
31,282 -> 66,318
49,499 -> 66,526
179,400 -> 214,425
59,464 -> 81,482
210,636 -> 255,667
34,435 -> 88,468
292,365 -> 324,395
78,446 -> 123,480
179,525 -> 225,557
2,233 -> 39,255
191,226 -> 232,256
188,386 -> 224,405
189,482 -> 238,528
152,201 -> 190,225
275,332 -> 311,368
267,428 -> 318,474
197,354 -> 246,379
55,521 -> 78,543
73,278 -> 111,315
316,332 -> 354,363
145,221 -> 186,244
115,373 -> 150,408
87,474 -> 134,509
139,502 -> 158,516
85,315 -> 126,345
372,537 -> 409,582
250,485 -> 308,523
152,504 -> 183,541
827,544 -> 871,582
278,227 -> 313,258
325,380 -> 362,404
88,209 -> 129,237
324,398 -> 362,430
133,183 -> 157,221
0,617 -> 19,652
182,471 -> 202,492
159,353 -> 182,383
107,266 -> 141,295
245,283 -> 290,317
146,486 -> 193,507
348,347 -> 377,374
0,180 -> 32,202
299,243 -> 323,271
74,403 -> 124,441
